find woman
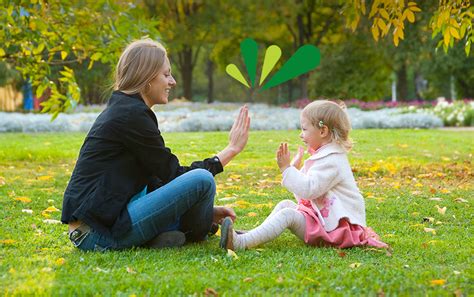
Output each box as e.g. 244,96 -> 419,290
61,39 -> 250,251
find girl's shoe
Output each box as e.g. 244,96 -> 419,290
219,217 -> 234,250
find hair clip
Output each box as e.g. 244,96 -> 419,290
318,120 -> 324,128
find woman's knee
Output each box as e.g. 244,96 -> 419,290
189,169 -> 215,193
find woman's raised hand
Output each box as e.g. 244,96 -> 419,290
216,106 -> 250,167
228,105 -> 250,154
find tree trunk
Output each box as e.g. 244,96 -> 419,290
288,80 -> 294,103
300,73 -> 309,99
179,48 -> 194,101
206,58 -> 214,103
396,62 -> 408,101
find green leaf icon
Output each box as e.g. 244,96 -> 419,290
225,64 -> 250,88
260,45 -> 320,91
259,45 -> 282,86
241,38 -> 258,87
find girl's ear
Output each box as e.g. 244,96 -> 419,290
320,126 -> 330,138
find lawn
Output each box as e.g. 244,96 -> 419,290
0,130 -> 472,296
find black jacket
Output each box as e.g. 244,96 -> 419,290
61,91 -> 223,237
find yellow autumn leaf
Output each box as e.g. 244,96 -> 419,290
430,279 -> 446,286
405,9 -> 415,23
55,258 -> 66,265
43,206 -> 60,213
349,262 -> 362,268
0,48 -> 6,57
0,239 -> 16,245
247,212 -> 257,217
14,197 -> 32,203
227,249 -> 239,260
450,27 -> 460,39
0,176 -> 5,186
440,188 -> 451,194
38,175 -> 53,181
61,51 -> 68,60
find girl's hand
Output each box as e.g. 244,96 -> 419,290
290,145 -> 305,169
227,105 -> 250,154
276,143 -> 291,172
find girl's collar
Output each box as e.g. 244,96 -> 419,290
307,142 -> 345,160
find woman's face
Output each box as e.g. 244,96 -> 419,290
144,56 -> 176,106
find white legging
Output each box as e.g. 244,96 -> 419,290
233,199 -> 306,249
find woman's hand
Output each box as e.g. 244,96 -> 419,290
276,143 -> 291,172
228,105 -> 250,154
217,106 -> 250,167
290,145 -> 305,169
213,206 -> 236,224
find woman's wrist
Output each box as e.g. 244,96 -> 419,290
216,146 -> 240,167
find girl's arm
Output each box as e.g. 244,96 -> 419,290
281,158 -> 341,200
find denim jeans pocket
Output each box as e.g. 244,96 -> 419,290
69,228 -> 90,247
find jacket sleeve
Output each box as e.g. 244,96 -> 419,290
121,109 -> 223,183
281,159 -> 340,200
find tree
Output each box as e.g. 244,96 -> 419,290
343,0 -> 473,55
0,0 -> 159,118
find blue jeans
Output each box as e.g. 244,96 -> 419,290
72,169 -> 216,251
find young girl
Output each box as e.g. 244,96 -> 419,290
220,100 -> 388,250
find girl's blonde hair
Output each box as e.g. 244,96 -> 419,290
302,100 -> 353,151
114,38 -> 167,94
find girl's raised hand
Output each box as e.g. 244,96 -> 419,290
276,142 -> 291,172
290,145 -> 305,169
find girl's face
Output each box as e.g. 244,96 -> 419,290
299,115 -> 330,151
144,56 -> 176,106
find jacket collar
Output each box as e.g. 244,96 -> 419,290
112,90 -> 145,102
307,142 -> 346,160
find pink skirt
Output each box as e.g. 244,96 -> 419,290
297,203 -> 389,249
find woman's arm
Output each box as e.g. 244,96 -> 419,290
216,106 -> 250,167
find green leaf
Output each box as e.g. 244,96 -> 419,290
90,52 -> 103,61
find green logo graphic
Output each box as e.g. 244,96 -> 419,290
226,38 -> 321,91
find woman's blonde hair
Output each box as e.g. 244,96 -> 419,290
302,100 -> 353,151
114,38 -> 167,94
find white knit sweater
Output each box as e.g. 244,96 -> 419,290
282,142 -> 366,232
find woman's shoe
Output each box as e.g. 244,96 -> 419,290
145,231 -> 186,249
219,217 -> 234,250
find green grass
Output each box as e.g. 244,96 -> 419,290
0,130 -> 473,296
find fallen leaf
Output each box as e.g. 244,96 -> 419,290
204,288 -> 218,296
0,239 -> 16,245
227,249 -> 239,260
55,258 -> 66,266
429,197 -> 443,201
0,176 -> 5,186
247,212 -> 257,217
14,197 -> 31,203
37,175 -> 53,181
218,197 -> 236,202
435,205 -> 447,215
424,228 -> 436,234
349,262 -> 362,268
453,270 -> 461,275
9,268 -> 16,274
22,209 -> 33,214
276,276 -> 284,283
243,277 -> 253,282
43,219 -> 61,224
126,267 -> 136,274
430,279 -> 446,286
42,267 -> 53,272
337,251 -> 347,258
454,198 -> 468,203
43,206 -> 60,213
423,217 -> 434,223
440,188 -> 451,194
